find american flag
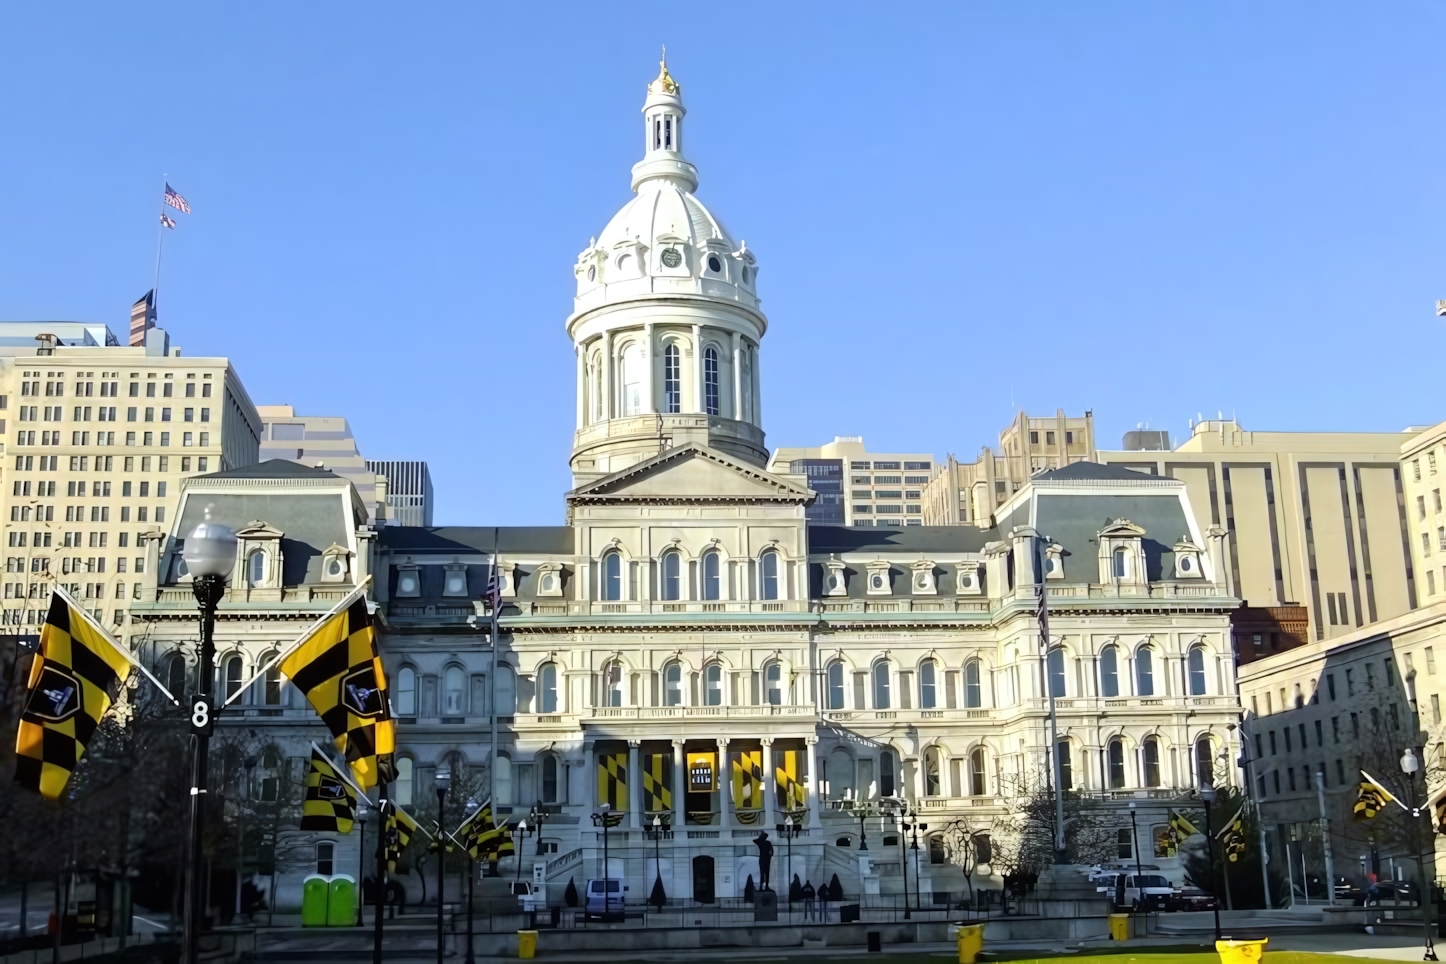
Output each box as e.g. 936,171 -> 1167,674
163,183 -> 191,215
160,213 -> 176,229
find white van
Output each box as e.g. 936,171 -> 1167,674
585,878 -> 628,919
1121,874 -> 1173,911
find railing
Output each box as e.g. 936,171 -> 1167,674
545,847 -> 583,877
585,705 -> 816,721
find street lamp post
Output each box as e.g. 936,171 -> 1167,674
514,820 -> 535,881
180,517 -> 235,964
356,800 -> 368,927
1128,803 -> 1143,886
1400,747 -> 1438,962
591,805 -> 615,921
647,815 -> 669,910
903,808 -> 927,917
1201,783 -> 1222,942
435,769 -> 450,964
777,815 -> 801,913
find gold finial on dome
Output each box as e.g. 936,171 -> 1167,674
649,45 -> 679,95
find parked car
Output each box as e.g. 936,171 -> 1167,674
1121,874 -> 1174,912
1168,888 -> 1219,912
585,878 -> 628,919
1356,881 -> 1417,907
510,881 -> 546,912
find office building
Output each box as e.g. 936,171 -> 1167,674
365,459 -> 433,527
767,437 -> 935,526
258,406 -> 383,523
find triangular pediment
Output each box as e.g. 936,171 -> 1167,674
1098,518 -> 1146,538
237,520 -> 284,539
567,443 -> 813,505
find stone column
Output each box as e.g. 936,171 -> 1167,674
601,330 -> 613,420
641,323 -> 654,414
731,332 -> 742,420
761,737 -> 776,830
575,344 -> 585,428
691,324 -> 703,413
672,739 -> 686,828
718,738 -> 732,828
628,740 -> 642,829
805,736 -> 821,828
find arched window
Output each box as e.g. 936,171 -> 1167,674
661,551 -> 681,601
924,746 -> 941,796
965,659 -> 981,708
662,343 -> 681,414
1142,737 -> 1161,787
703,346 -> 720,416
1188,645 -> 1208,695
1136,646 -> 1155,696
396,667 -> 417,716
541,755 -> 559,803
919,659 -> 937,709
765,662 -> 782,706
1108,738 -> 1126,789
970,748 -> 987,796
879,749 -> 896,798
827,748 -> 854,800
701,550 -> 720,600
1112,547 -> 1128,579
395,757 -> 414,806
760,550 -> 780,600
664,661 -> 683,706
496,663 -> 516,715
872,662 -> 890,709
444,666 -> 466,715
166,653 -> 186,697
247,551 -> 266,587
223,655 -> 243,700
704,664 -> 723,706
539,663 -> 557,713
263,659 -> 282,705
495,755 -> 513,805
1194,738 -> 1213,786
1100,645 -> 1119,698
1056,741 -> 1072,791
1047,647 -> 1066,698
620,343 -> 644,416
826,661 -> 845,710
603,662 -> 623,707
590,354 -> 603,422
601,550 -> 622,601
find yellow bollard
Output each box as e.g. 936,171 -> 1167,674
1108,913 -> 1130,941
1216,938 -> 1268,964
518,929 -> 538,960
957,924 -> 984,963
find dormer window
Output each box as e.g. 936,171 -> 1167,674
911,560 -> 937,595
1172,536 -> 1206,579
320,544 -> 350,584
442,565 -> 468,598
247,551 -> 266,587
396,567 -> 421,598
1112,548 -> 1128,579
865,561 -> 891,595
955,562 -> 982,595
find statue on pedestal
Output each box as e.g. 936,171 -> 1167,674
753,830 -> 774,891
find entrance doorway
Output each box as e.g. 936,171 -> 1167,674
692,855 -> 715,904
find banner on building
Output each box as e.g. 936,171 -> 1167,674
598,751 -> 628,811
643,752 -> 672,813
687,751 -> 717,792
732,749 -> 765,823
775,748 -> 807,811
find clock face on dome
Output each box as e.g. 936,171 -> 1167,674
660,248 -> 682,268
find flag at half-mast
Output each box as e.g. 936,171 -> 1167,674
163,183 -> 190,214
1215,804 -> 1247,862
15,594 -> 135,799
300,746 -> 358,834
279,594 -> 395,790
1354,771 -> 1398,821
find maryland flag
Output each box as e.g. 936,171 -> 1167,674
384,804 -> 422,872
643,752 -> 672,814
1354,771 -> 1398,821
1169,809 -> 1201,839
732,748 -> 765,823
460,799 -> 515,862
597,751 -> 627,812
279,596 -> 395,790
775,748 -> 807,812
1216,804 -> 1247,863
300,747 -> 358,833
15,595 -> 135,799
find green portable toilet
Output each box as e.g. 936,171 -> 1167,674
302,876 -> 330,927
327,875 -> 357,927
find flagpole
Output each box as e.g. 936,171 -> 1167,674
51,585 -> 180,704
154,174 -> 167,316
222,577 -> 371,708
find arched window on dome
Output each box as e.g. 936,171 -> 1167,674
703,347 -> 720,416
621,343 -> 644,416
590,353 -> 604,422
663,344 -> 681,414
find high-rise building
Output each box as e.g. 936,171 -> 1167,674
1402,420 -> 1446,603
364,460 -> 433,527
0,320 -> 261,627
766,437 -> 935,526
257,406 -> 383,523
922,409 -> 1097,526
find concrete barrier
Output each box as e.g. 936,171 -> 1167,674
457,920 -> 951,956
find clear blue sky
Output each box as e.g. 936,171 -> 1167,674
2,4 -> 1443,524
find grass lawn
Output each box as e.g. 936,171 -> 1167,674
808,952 -> 1411,964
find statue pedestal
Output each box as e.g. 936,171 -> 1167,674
754,890 -> 778,922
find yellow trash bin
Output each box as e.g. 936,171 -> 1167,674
1108,913 -> 1130,941
518,929 -> 539,960
957,924 -> 984,963
1216,938 -> 1268,964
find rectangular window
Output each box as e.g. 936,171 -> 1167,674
183,432 -> 192,447
1284,728 -> 1291,752
198,432 -> 209,446
1326,673 -> 1336,700
1331,716 -> 1340,742
1046,431 -> 1055,445
1351,712 -> 1359,738
1029,431 -> 1039,444
1314,719 -> 1323,746
160,432 -> 169,446
1433,694 -> 1441,726
200,407 -> 210,422
1429,648 -> 1437,674
874,461 -> 900,470
1269,731 -> 1277,754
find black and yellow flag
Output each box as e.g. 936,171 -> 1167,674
15,594 -> 134,799
597,751 -> 627,812
280,597 -> 395,790
1430,784 -> 1446,835
385,804 -> 422,871
1215,804 -> 1247,863
1354,771 -> 1398,821
461,799 -> 515,862
643,752 -> 672,813
1169,809 -> 1200,839
775,748 -> 807,812
732,748 -> 765,823
300,747 -> 357,833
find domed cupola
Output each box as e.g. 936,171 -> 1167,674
566,54 -> 769,488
